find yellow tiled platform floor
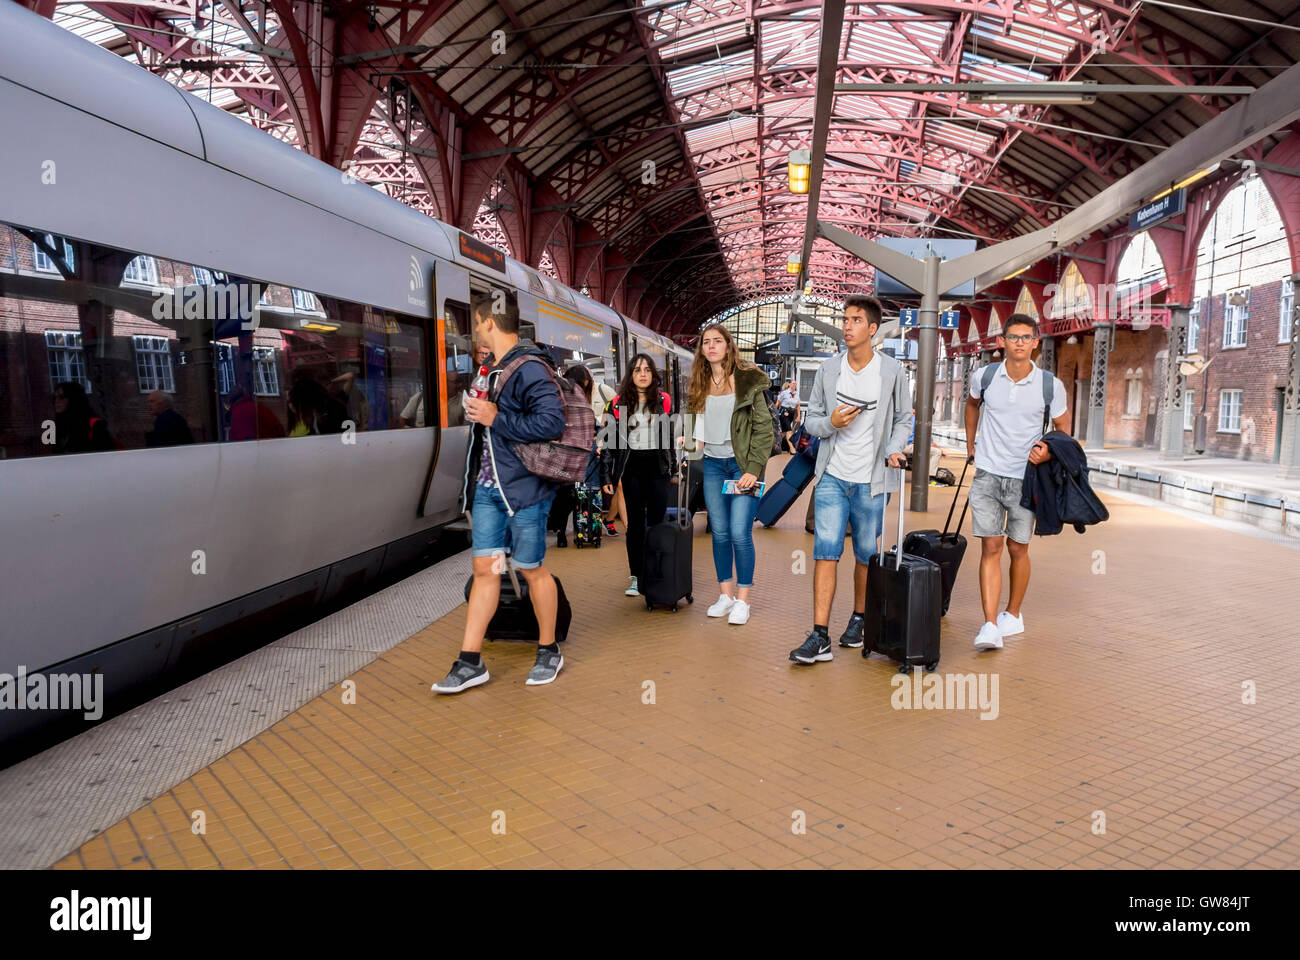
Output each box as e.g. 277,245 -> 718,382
58,455 -> 1300,869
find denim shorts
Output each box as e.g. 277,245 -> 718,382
471,483 -> 554,569
813,472 -> 885,563
969,468 -> 1035,543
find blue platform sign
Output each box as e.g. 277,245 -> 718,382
939,310 -> 960,330
1130,188 -> 1186,232
899,309 -> 919,327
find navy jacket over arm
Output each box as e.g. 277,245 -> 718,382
1020,431 -> 1110,535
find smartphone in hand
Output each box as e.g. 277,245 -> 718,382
722,479 -> 766,496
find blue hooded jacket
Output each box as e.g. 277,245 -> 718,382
460,340 -> 567,515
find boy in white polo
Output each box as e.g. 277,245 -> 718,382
964,314 -> 1070,651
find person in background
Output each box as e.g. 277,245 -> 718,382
600,353 -> 673,597
680,323 -> 774,626
287,378 -> 345,436
228,385 -> 286,441
778,379 -> 802,452
145,390 -> 193,447
399,389 -> 425,428
51,381 -> 114,454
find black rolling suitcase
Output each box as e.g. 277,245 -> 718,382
901,459 -> 970,616
642,457 -> 694,612
462,557 -> 572,642
864,469 -> 942,673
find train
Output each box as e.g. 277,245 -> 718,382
0,2 -> 693,745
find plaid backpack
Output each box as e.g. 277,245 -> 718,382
494,354 -> 595,484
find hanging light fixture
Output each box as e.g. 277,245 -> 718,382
786,253 -> 801,275
1066,335 -> 1078,345
788,149 -> 811,194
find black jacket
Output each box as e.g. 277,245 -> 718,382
1020,431 -> 1109,535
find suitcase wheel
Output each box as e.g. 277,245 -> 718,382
686,595 -> 693,604
898,663 -> 909,674
645,598 -> 653,611
925,662 -> 938,672
671,604 -> 678,613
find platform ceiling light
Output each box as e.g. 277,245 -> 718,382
1066,335 -> 1079,344
786,253 -> 801,275
1004,266 -> 1029,281
788,149 -> 811,194
1152,163 -> 1221,201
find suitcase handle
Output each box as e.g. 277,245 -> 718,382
941,458 -> 971,537
675,450 -> 691,530
894,464 -> 907,571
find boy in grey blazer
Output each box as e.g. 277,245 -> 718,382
789,295 -> 912,665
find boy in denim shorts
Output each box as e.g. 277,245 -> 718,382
965,314 -> 1070,651
788,295 -> 912,666
432,297 -> 567,694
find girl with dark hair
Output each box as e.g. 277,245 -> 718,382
51,381 -> 114,454
680,323 -> 773,625
601,353 -> 672,597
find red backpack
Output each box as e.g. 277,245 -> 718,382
494,355 -> 595,483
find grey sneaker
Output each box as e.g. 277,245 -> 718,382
525,645 -> 564,686
838,613 -> 865,648
790,631 -> 833,664
431,658 -> 489,694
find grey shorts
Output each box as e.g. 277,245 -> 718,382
969,468 -> 1035,543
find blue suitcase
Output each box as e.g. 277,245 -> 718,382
756,436 -> 819,527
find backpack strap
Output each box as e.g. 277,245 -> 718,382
978,362 -> 999,397
1040,366 -> 1054,434
490,353 -> 545,403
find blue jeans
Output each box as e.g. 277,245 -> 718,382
700,455 -> 760,588
813,473 -> 885,564
471,483 -> 554,569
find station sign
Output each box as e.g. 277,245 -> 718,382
779,333 -> 815,356
874,237 -> 978,299
939,310 -> 960,330
1130,188 -> 1186,232
899,309 -> 919,327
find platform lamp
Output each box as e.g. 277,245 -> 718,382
788,150 -> 811,194
786,253 -> 801,275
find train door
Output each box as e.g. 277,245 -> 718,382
419,262 -> 474,519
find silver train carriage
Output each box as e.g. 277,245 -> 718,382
0,3 -> 693,744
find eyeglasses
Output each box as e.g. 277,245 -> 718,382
1004,334 -> 1036,344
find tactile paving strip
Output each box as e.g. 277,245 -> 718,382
0,549 -> 470,870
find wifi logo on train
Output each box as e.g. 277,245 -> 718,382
407,254 -> 427,309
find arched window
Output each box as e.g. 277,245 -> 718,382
1048,262 -> 1092,321
1116,232 -> 1166,294
1014,285 -> 1039,320
1124,367 -> 1144,417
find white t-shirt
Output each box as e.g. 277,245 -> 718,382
826,353 -> 881,482
970,363 -> 1068,478
626,401 -> 657,451
694,393 -> 735,458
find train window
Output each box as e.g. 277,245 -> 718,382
444,300 -> 471,428
0,221 -> 427,456
0,222 -> 212,455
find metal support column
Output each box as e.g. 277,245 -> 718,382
1279,277 -> 1300,479
961,354 -> 973,400
1160,304 -> 1190,460
911,255 -> 941,512
941,357 -> 955,421
1040,336 -> 1056,377
1086,323 -> 1112,450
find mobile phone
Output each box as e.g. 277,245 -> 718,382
722,479 -> 766,496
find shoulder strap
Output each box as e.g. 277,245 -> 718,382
491,353 -> 542,401
979,362 -> 999,396
1041,367 -> 1054,433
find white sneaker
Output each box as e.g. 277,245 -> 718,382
625,577 -> 640,597
974,621 -> 1003,651
727,600 -> 750,625
707,594 -> 736,617
997,611 -> 1024,637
